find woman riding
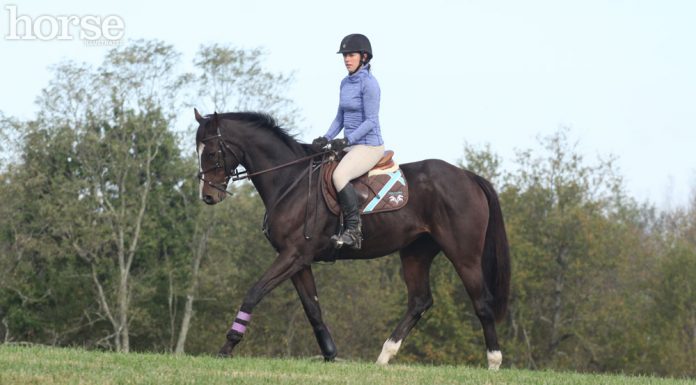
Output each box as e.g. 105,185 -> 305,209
312,33 -> 385,250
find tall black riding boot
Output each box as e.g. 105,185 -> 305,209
331,184 -> 362,249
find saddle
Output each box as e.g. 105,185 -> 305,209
321,150 -> 409,216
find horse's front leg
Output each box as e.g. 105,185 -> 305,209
291,266 -> 337,361
218,251 -> 304,357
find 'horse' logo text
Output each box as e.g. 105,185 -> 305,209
4,5 -> 124,44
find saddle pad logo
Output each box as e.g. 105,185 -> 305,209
388,194 -> 404,205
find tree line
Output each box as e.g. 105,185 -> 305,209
0,40 -> 693,378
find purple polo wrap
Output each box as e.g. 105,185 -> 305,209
229,310 -> 252,334
231,322 -> 247,334
236,311 -> 252,322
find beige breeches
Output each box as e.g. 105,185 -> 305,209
332,144 -> 386,191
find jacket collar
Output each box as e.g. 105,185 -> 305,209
347,63 -> 370,80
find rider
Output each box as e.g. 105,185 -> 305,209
312,33 -> 385,250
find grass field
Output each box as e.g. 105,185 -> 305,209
0,345 -> 692,385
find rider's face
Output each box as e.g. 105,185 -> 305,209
343,52 -> 363,73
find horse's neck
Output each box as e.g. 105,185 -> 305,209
234,132 -> 307,209
250,153 -> 308,210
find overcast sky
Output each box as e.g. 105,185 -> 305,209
1,0 -> 694,208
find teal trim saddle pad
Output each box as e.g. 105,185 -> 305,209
321,160 -> 409,216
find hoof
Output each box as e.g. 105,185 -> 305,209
323,354 -> 336,362
218,342 -> 235,358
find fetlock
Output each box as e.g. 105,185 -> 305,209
226,329 -> 244,342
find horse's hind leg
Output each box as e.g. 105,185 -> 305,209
376,235 -> 439,365
291,266 -> 337,361
438,245 -> 502,369
456,264 -> 502,370
433,207 -> 503,370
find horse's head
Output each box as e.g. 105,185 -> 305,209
195,109 -> 240,205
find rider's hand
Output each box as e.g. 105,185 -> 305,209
330,138 -> 349,152
311,136 -> 329,151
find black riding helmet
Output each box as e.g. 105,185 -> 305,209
337,34 -> 373,63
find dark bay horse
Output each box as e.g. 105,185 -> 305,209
195,110 -> 510,369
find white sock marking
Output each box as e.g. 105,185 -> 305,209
376,339 -> 402,365
487,350 -> 502,370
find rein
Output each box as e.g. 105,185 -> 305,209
198,123 -> 335,240
197,131 -> 332,196
232,150 -> 332,181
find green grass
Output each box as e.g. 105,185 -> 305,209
0,345 -> 691,385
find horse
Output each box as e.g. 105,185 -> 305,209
195,109 -> 510,370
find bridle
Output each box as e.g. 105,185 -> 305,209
197,123 -> 332,196
197,131 -> 244,196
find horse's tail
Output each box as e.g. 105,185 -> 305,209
473,175 -> 511,322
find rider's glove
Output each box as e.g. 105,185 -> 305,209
330,138 -> 349,152
311,136 -> 329,151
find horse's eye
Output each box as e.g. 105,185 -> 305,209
207,152 -> 216,159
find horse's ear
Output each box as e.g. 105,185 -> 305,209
194,108 -> 204,123
212,111 -> 219,126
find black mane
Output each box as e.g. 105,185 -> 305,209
203,112 -> 313,155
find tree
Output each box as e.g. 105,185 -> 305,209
645,195 -> 696,376
0,115 -> 103,346
8,40 -> 186,352
192,44 -> 298,127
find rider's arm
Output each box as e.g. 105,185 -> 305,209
324,80 -> 346,140
324,105 -> 343,140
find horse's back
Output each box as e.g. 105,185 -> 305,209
399,158 -> 490,233
400,159 -> 488,206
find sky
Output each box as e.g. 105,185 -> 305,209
1,0 -> 694,208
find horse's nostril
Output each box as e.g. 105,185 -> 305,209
203,195 -> 214,205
